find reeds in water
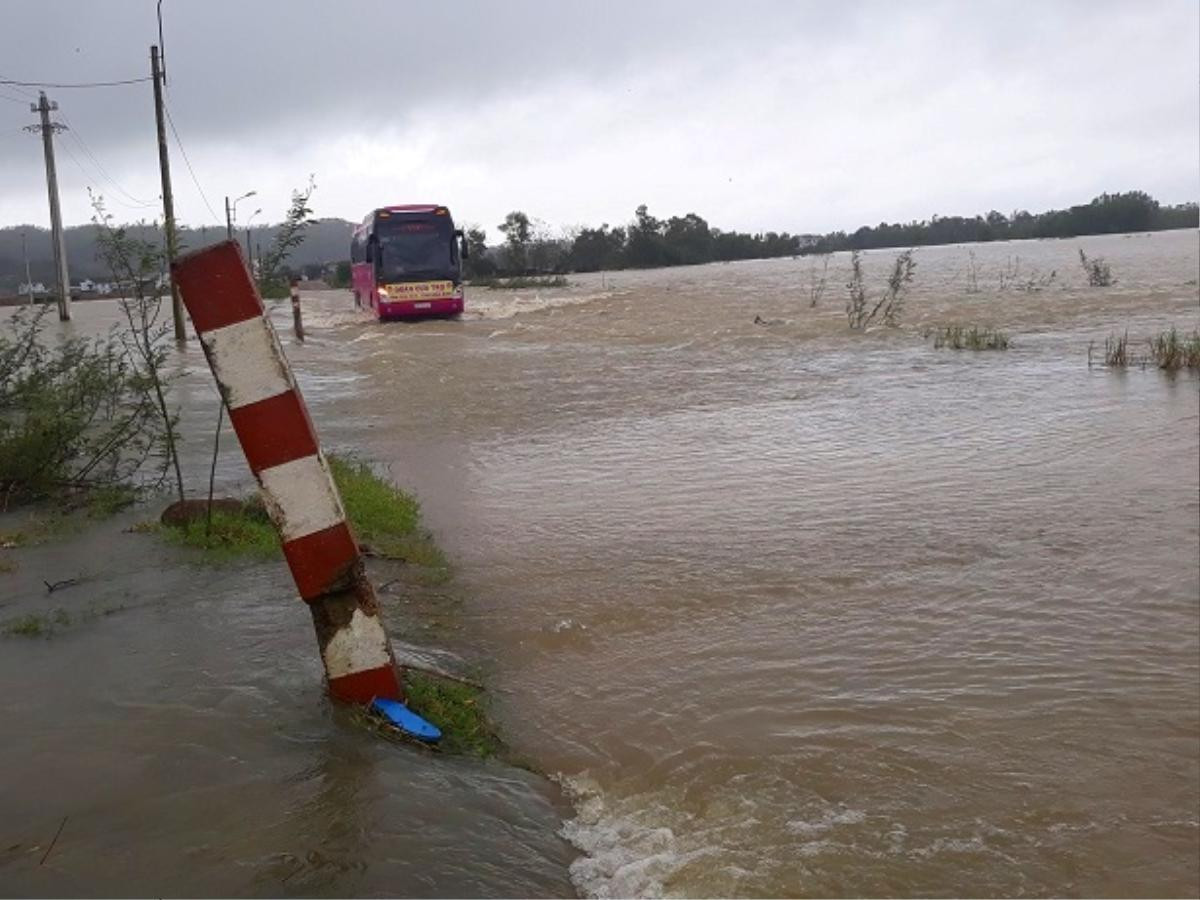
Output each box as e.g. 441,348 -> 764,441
930,325 -> 1010,350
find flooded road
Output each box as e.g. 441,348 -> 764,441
2,230 -> 1198,897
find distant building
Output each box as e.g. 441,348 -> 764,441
18,281 -> 47,296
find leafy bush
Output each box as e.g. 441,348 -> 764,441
1079,249 -> 1115,287
0,308 -> 167,507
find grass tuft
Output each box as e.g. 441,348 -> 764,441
328,454 -> 449,581
154,454 -> 447,579
86,485 -> 139,518
403,670 -> 502,758
931,325 -> 1010,351
160,504 -> 281,561
3,609 -> 70,638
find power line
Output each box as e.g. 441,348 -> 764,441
0,78 -> 37,98
57,136 -> 155,212
0,76 -> 152,89
163,99 -> 221,224
57,111 -> 155,207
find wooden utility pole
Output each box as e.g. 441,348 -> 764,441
28,93 -> 70,321
151,44 -> 186,342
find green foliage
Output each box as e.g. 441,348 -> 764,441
461,226 -> 495,279
808,191 -> 1198,254
498,211 -> 532,273
86,484 -> 138,518
258,176 -> 318,297
403,670 -> 501,757
154,454 -> 447,573
1078,248 -> 1115,287
159,504 -> 280,561
0,305 -> 167,507
3,609 -> 70,638
92,196 -> 185,503
327,260 -> 352,289
931,325 -> 1010,350
327,454 -> 448,579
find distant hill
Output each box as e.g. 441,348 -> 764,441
0,218 -> 357,293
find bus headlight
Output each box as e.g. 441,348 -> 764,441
377,287 -> 389,299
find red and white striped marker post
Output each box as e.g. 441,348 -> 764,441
172,240 -> 404,704
289,278 -> 304,342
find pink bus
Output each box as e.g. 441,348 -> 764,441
350,205 -> 468,319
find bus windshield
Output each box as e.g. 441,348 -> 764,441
376,218 -> 455,280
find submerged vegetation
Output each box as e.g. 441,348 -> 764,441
1078,249 -> 1116,287
402,670 -> 501,758
1148,328 -> 1200,371
327,455 -> 449,578
930,325 -> 1011,351
159,501 -> 280,560
845,249 -> 916,330
3,609 -> 71,638
1090,328 -> 1200,371
155,454 -> 448,579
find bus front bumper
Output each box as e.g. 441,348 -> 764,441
378,297 -> 464,319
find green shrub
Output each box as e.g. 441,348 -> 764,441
0,308 -> 168,506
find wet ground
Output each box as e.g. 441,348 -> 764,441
2,230 -> 1198,897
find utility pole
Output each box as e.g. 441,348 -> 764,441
26,93 -> 70,321
21,230 -> 34,306
151,44 -> 186,342
225,196 -> 233,239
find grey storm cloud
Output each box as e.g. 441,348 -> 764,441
1,0 -> 1196,235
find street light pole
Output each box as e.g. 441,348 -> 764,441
225,190 -> 256,243
245,208 -> 261,274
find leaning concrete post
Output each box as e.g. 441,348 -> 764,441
172,240 -> 403,704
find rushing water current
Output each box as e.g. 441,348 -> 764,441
2,231 -> 1198,897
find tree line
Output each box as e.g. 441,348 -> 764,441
465,191 -> 1198,279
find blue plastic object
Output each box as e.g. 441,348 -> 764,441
371,698 -> 442,742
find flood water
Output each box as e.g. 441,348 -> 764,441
2,230 -> 1198,897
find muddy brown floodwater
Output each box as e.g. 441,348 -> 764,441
2,230 -> 1198,898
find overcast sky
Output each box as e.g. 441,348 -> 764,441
1,0 -> 1196,240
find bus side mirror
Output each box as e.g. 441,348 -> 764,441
365,241 -> 375,264
455,229 -> 469,259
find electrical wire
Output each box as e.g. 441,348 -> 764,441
163,99 -> 221,224
0,76 -> 152,89
56,138 -> 151,212
56,111 -> 156,207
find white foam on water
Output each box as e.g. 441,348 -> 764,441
785,806 -> 866,837
465,289 -> 613,321
555,773 -> 696,899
